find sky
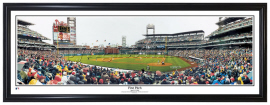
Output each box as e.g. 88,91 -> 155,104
17,16 -> 220,47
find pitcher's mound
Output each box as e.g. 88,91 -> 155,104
147,63 -> 172,66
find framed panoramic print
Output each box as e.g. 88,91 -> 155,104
3,3 -> 267,102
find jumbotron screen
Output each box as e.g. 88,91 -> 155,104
53,32 -> 70,41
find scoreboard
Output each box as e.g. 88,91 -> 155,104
53,19 -> 71,45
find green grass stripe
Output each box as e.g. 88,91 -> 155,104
65,54 -> 190,72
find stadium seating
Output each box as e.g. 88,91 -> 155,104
17,17 -> 253,85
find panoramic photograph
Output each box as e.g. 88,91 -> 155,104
16,16 -> 253,85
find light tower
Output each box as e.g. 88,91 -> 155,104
122,36 -> 126,47
146,24 -> 155,35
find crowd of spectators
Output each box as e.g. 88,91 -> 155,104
17,46 -> 253,85
208,17 -> 252,37
130,50 -> 166,53
16,17 -> 253,85
18,26 -> 41,36
58,49 -> 101,54
57,45 -> 87,48
17,25 -> 49,40
18,38 -> 54,50
168,48 -> 253,85
18,38 -> 52,45
205,32 -> 252,43
137,41 -> 203,48
137,31 -> 252,48
137,35 -> 203,44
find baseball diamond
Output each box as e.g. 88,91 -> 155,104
65,54 -> 192,72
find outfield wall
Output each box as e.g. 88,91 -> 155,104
120,50 -> 168,55
63,53 -> 104,56
62,51 -> 168,56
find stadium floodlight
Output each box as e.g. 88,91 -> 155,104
146,24 -> 155,35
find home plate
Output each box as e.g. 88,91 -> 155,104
191,63 -> 194,64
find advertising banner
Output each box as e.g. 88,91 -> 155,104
53,25 -> 58,32
62,33 -> 70,40
157,45 -> 165,48
71,30 -> 76,33
53,32 -> 58,40
53,32 -> 70,41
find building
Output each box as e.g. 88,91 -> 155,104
67,17 -> 76,45
17,19 -> 54,51
122,36 -> 126,47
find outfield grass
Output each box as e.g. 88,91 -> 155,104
65,54 -> 190,72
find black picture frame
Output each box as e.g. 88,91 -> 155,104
3,3 -> 267,102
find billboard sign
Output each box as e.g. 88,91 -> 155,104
71,30 -> 76,33
55,19 -> 68,26
62,33 -> 70,40
53,19 -> 75,45
157,45 -> 165,48
53,25 -> 58,32
53,32 -> 70,41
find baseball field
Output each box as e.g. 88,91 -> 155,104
65,54 -> 191,72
